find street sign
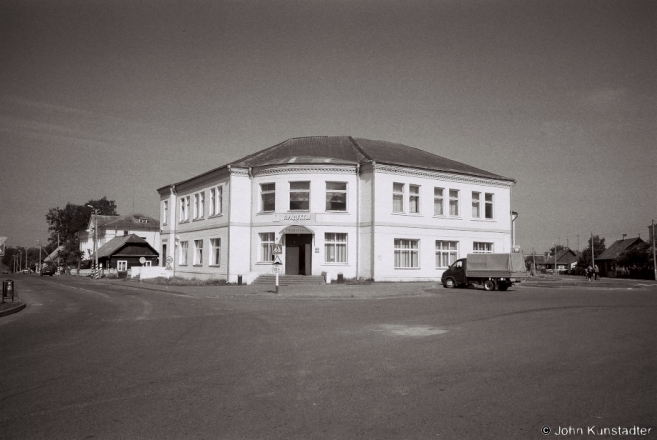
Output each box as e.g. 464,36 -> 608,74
139,257 -> 146,264
273,255 -> 282,265
272,244 -> 282,255
166,256 -> 173,263
271,265 -> 282,273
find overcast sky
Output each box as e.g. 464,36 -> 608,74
1,0 -> 655,253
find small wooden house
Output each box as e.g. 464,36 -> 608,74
92,234 -> 159,273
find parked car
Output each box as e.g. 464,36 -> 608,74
41,266 -> 56,276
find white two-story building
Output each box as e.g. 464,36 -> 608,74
157,136 -> 517,283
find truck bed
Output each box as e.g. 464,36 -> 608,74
465,253 -> 527,279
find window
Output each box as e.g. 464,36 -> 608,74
393,183 -> 404,213
194,239 -> 203,265
325,233 -> 347,263
139,218 -> 148,224
162,201 -> 168,225
409,185 -> 420,214
394,239 -> 419,268
143,261 -> 152,267
289,181 -> 310,211
210,238 -> 221,266
449,190 -> 459,216
485,193 -> 494,219
210,186 -> 223,216
260,183 -> 275,212
180,196 -> 190,222
472,192 -> 481,218
179,241 -> 189,265
473,242 -> 494,253
117,261 -> 127,271
259,233 -> 275,262
193,193 -> 204,219
326,182 -> 347,211
434,188 -> 444,216
436,241 -> 458,268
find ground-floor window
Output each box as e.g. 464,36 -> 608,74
325,233 -> 347,263
394,239 -> 419,268
143,261 -> 152,267
436,241 -> 458,267
117,260 -> 127,271
260,232 -> 275,262
179,241 -> 189,265
194,239 -> 203,265
210,238 -> 221,266
473,242 -> 493,253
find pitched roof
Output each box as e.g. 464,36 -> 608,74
92,234 -> 155,259
160,136 -> 514,190
101,214 -> 160,230
597,237 -> 645,261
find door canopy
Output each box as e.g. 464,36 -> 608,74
280,225 -> 314,235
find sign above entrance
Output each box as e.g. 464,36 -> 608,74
274,213 -> 315,223
280,225 -> 314,235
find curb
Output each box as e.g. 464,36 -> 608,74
0,303 -> 26,318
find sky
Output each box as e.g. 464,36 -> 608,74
0,0 -> 655,254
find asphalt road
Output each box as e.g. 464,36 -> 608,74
1,275 -> 655,439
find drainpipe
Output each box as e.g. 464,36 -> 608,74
226,166 -> 231,282
171,185 -> 177,279
511,211 -> 519,251
356,163 -> 360,279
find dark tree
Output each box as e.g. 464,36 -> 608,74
577,235 -> 606,268
616,242 -> 653,270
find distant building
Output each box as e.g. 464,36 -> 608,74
91,234 -> 159,272
157,136 -> 517,283
543,248 -> 579,272
596,237 -> 645,277
79,214 -> 160,260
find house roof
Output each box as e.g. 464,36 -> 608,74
99,214 -> 160,231
91,234 -> 157,260
159,136 -> 515,190
596,237 -> 645,261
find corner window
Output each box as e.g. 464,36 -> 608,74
260,183 -> 275,212
179,241 -> 189,265
472,192 -> 481,218
325,182 -> 347,211
436,241 -> 458,268
409,185 -> 420,214
210,238 -> 221,266
449,190 -> 459,217
434,188 -> 444,216
325,233 -> 347,263
194,239 -> 203,265
485,193 -> 494,219
393,183 -> 404,213
473,242 -> 493,253
259,233 -> 275,262
289,182 -> 310,211
394,239 -> 419,268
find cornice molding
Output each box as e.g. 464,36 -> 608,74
252,164 -> 357,177
374,164 -> 515,188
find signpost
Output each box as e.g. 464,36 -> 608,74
166,256 -> 173,270
271,244 -> 283,293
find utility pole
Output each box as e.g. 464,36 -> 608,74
652,219 -> 656,281
591,232 -> 595,269
87,205 -> 99,279
577,235 -> 580,252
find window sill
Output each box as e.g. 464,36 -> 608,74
471,218 -> 495,222
325,210 -> 349,214
192,218 -> 205,222
394,267 -> 421,270
179,264 -> 188,266
193,264 -> 203,267
287,210 -> 310,213
324,262 -> 348,265
208,214 -> 223,218
208,264 -> 221,267
392,212 -> 422,217
256,262 -> 274,265
179,220 -> 190,224
257,211 -> 275,215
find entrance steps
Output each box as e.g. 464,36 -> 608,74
252,274 -> 325,286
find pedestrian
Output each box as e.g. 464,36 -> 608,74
586,265 -> 592,281
594,264 -> 599,281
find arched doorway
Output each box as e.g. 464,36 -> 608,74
280,225 -> 313,275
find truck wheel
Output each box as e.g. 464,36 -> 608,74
444,278 -> 456,288
483,279 -> 496,291
498,282 -> 509,291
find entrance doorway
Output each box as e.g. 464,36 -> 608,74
285,234 -> 312,275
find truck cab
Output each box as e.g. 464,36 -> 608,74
442,259 -> 467,287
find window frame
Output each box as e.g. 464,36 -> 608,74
472,191 -> 481,218
409,184 -> 420,214
473,242 -> 494,253
117,260 -> 128,271
394,238 -> 420,269
393,182 -> 405,213
179,241 -> 189,265
434,187 -> 444,216
449,189 -> 460,217
210,238 -> 221,266
325,182 -> 347,212
485,193 -> 494,219
324,233 -> 348,264
435,240 -> 459,268
259,232 -> 275,262
260,183 -> 276,213
194,239 -> 203,266
289,181 -> 310,211
180,196 -> 190,222
162,200 -> 168,225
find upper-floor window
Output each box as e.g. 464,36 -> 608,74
326,182 -> 347,211
485,193 -> 494,219
434,188 -> 444,216
472,192 -> 481,218
393,183 -> 404,213
394,239 -> 419,268
409,185 -> 420,214
162,201 -> 168,225
449,190 -> 459,217
194,239 -> 203,265
210,186 -> 223,216
180,196 -> 190,222
260,183 -> 275,212
473,242 -> 493,253
193,192 -> 204,219
289,181 -> 310,211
